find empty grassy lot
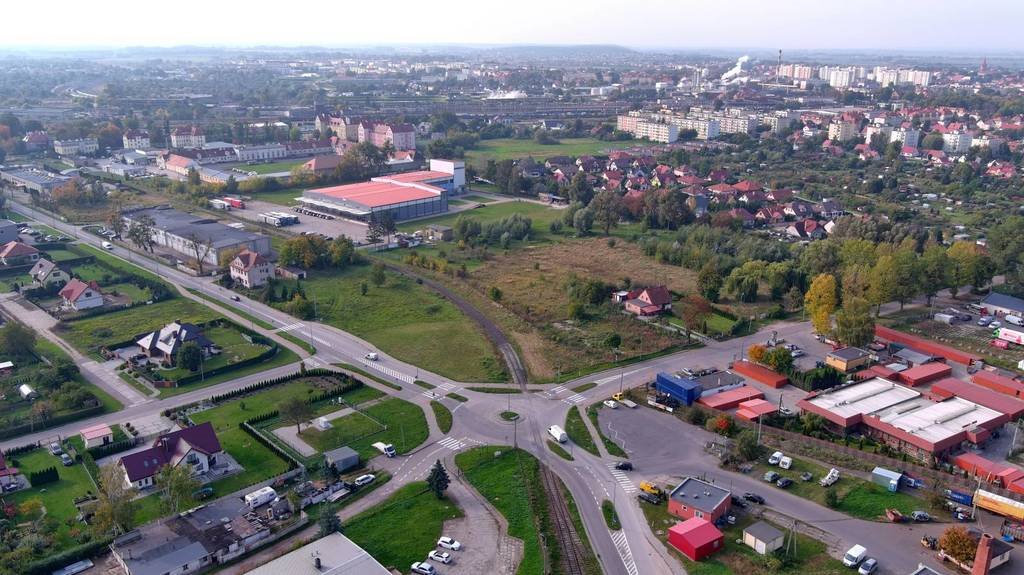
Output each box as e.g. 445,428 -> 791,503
244,161 -> 304,174
344,481 -> 463,571
396,199 -> 562,238
58,298 -> 220,357
463,137 -> 645,167
275,265 -> 505,382
298,398 -> 429,459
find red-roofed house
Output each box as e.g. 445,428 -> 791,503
755,206 -> 785,224
119,422 -> 223,489
986,161 -> 1017,179
707,169 -> 729,182
733,180 -> 762,193
0,241 -> 40,266
619,286 -> 672,316
786,219 -> 827,240
302,154 -> 344,176
727,208 -> 755,227
230,249 -> 275,288
59,279 -> 104,311
668,518 -> 724,561
707,183 -> 736,194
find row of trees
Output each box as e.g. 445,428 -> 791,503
278,235 -> 361,270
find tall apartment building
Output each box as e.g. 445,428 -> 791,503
616,112 -> 678,143
864,125 -> 893,144
827,121 -> 858,142
53,138 -> 99,156
778,64 -> 813,80
122,130 -> 151,149
889,128 -> 920,148
942,131 -> 973,154
687,106 -> 756,135
170,126 -> 206,149
760,110 -> 795,134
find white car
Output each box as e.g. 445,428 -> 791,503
990,321 -> 1002,329
411,562 -> 436,575
603,400 -> 618,409
364,352 -> 379,361
428,550 -> 452,564
437,536 -> 462,551
791,349 -> 805,358
354,474 -> 375,487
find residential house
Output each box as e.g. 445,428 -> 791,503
58,279 -> 104,311
727,207 -> 755,227
816,200 -> 844,219
0,241 -> 39,266
986,161 -> 1017,179
302,154 -> 344,177
677,174 -> 705,186
123,130 -> 151,149
733,180 -> 762,193
619,286 -> 672,316
755,206 -> 785,225
170,126 -> 206,149
21,131 -> 50,152
80,423 -> 114,449
28,258 -> 70,288
784,201 -> 814,219
765,189 -> 794,202
119,422 -> 223,489
786,219 -> 827,240
229,249 -> 275,289
136,321 -> 215,366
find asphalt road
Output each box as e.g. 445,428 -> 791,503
3,200 -> 982,575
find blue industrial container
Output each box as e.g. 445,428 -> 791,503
945,489 -> 973,506
655,372 -> 701,406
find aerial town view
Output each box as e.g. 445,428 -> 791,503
2,2 -> 1024,574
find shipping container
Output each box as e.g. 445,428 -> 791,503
975,489 -> 1024,522
224,197 -> 245,209
992,339 -> 1010,350
731,360 -> 789,388
655,372 -> 701,406
945,489 -> 973,506
933,313 -> 955,324
871,467 -> 903,492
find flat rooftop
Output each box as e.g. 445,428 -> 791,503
309,179 -> 442,208
669,476 -> 730,513
804,377 -> 920,420
872,396 -> 1003,445
244,532 -> 389,575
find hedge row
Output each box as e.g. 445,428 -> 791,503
173,342 -> 279,387
87,437 -> 139,460
4,442 -> 40,457
240,420 -> 299,470
26,537 -> 113,575
0,404 -> 105,440
29,466 -> 59,485
246,410 -> 279,424
165,368 -> 343,416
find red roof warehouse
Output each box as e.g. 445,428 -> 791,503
931,378 -> 1024,419
668,518 -> 724,561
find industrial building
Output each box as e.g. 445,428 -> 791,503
797,377 -> 1007,461
0,167 -> 73,195
122,207 -> 271,267
244,532 -> 388,575
298,159 -> 464,222
667,477 -> 731,522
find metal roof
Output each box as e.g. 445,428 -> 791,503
244,532 -> 389,575
983,292 -> 1024,314
743,521 -> 784,543
669,477 -> 730,513
805,377 -> 920,420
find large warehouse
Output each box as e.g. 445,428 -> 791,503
298,159 -> 465,221
797,377 -> 1007,462
122,207 -> 271,267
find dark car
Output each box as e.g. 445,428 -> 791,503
776,478 -> 794,488
637,492 -> 661,505
730,495 -> 748,508
614,461 -> 634,471
743,492 -> 765,504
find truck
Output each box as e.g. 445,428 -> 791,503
975,488 -> 1024,522
945,489 -> 974,506
933,313 -> 956,325
819,468 -> 840,487
548,425 -> 568,443
994,327 -> 1024,345
223,197 -> 245,209
244,486 -> 277,509
1007,315 -> 1024,327
372,442 -> 396,457
639,481 -> 664,498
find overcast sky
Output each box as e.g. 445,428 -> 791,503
5,0 -> 1023,52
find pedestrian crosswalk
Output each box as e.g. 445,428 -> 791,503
437,436 -> 466,451
276,322 -> 304,333
607,464 -> 637,494
562,393 -> 586,405
610,530 -> 639,575
544,385 -> 567,398
363,360 -> 415,384
420,382 -> 458,399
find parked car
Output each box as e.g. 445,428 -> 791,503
768,451 -> 783,465
779,406 -> 795,417
911,511 -> 932,522
353,474 -> 375,487
230,295 -> 240,302
428,550 -> 452,564
776,477 -> 794,488
614,461 -> 633,471
49,442 -> 63,456
411,562 -> 436,575
743,492 -> 765,504
730,495 -> 748,508
763,471 -> 780,483
990,321 -> 1002,329
637,492 -> 661,505
791,349 -> 805,358
437,536 -> 462,551
978,316 -> 993,326
800,472 -> 814,482
603,399 -> 618,409
858,557 -> 878,575
60,453 -> 73,466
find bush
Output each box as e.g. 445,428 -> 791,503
25,537 -> 113,575
87,437 -> 138,459
29,466 -> 59,485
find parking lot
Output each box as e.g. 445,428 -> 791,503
225,199 -> 370,243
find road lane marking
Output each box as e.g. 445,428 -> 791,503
562,393 -> 586,405
437,437 -> 466,451
611,530 -> 639,575
362,360 -> 415,384
607,465 -> 637,494
276,322 -> 305,333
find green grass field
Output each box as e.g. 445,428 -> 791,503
298,398 -> 428,459
430,400 -> 452,433
43,248 -> 80,262
106,282 -> 151,303
455,447 -> 547,575
8,447 -> 96,551
245,161 -> 303,175
396,200 -> 562,239
464,137 -> 645,167
59,298 -> 221,356
565,406 -> 599,456
344,481 -> 463,571
279,265 -> 504,382
158,325 -> 269,381
250,187 -> 304,206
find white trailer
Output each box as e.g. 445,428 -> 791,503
372,442 -> 396,457
244,486 -> 277,509
548,425 -> 568,443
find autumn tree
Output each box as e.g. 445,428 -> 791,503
678,294 -> 712,340
697,263 -> 723,302
834,296 -> 875,347
590,190 -> 623,236
892,247 -> 922,310
920,244 -> 950,305
939,526 -> 977,564
747,344 -> 767,364
804,273 -> 837,334
157,464 -> 198,514
93,464 -> 136,536
867,254 -> 896,316
185,233 -> 215,275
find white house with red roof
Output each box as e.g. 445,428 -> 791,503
616,286 -> 673,316
119,422 -> 223,489
59,278 -> 104,310
986,160 -> 1017,179
0,241 -> 40,267
230,249 -> 275,288
80,423 -> 114,449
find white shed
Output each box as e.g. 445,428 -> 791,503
18,384 -> 36,400
743,521 -> 785,555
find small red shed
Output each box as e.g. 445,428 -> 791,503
668,517 -> 724,561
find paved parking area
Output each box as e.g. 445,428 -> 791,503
229,199 -> 369,242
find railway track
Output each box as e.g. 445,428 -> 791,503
539,464 -> 587,575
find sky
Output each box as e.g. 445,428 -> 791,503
5,0 -> 1024,52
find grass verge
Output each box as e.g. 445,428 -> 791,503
602,499 -> 621,530
571,382 -> 598,393
547,440 -> 573,461
587,403 -> 627,458
565,406 -> 599,457
430,400 -> 453,434
467,386 -> 522,394
446,392 -> 468,402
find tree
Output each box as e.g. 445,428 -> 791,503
834,296 -> 875,347
371,262 -> 386,287
805,274 -> 837,334
867,254 -> 897,316
948,241 -> 994,297
938,526 -> 977,564
725,261 -> 766,303
185,233 -> 215,275
187,167 -> 201,186
365,218 -> 383,246
734,430 -> 762,461
0,321 -> 36,357
281,397 -> 313,433
127,214 -> 156,253
319,512 -> 341,536
590,190 -> 623,235
891,248 -> 922,310
426,459 -> 451,499
763,347 -> 794,373
747,344 -> 767,364
783,286 -> 803,311
697,263 -> 723,302
678,294 -> 712,340
176,341 -> 203,372
31,400 -> 53,421
156,464 -> 198,514
572,208 -> 593,235
93,463 -> 136,536
106,207 -> 126,239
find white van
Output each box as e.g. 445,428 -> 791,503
768,451 -> 783,466
779,456 -> 793,470
101,241 -> 113,250
548,425 -> 568,443
842,544 -> 867,567
1006,315 -> 1024,327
